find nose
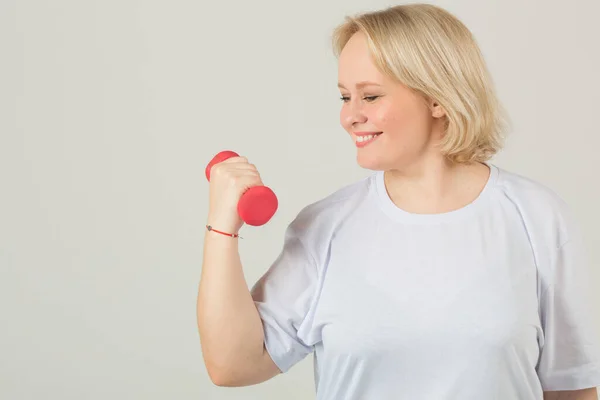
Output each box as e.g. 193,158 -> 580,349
343,99 -> 367,128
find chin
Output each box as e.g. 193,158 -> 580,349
356,154 -> 387,171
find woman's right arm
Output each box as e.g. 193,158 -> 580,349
198,227 -> 281,386
197,156 -> 281,386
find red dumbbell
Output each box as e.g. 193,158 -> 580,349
205,150 -> 278,226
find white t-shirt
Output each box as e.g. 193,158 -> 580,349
251,162 -> 600,399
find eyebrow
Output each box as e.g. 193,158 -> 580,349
337,81 -> 382,89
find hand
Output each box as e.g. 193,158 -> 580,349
206,156 -> 264,233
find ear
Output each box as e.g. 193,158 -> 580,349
429,99 -> 446,118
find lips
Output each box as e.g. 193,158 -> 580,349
355,132 -> 382,148
354,131 -> 382,137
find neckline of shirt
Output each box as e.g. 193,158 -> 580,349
372,162 -> 499,224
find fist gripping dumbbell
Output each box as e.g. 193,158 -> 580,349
205,150 -> 278,226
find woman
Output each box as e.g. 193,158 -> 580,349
198,4 -> 600,399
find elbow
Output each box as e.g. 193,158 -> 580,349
207,366 -> 229,387
206,362 -> 227,387
206,364 -> 242,387
209,373 -> 230,387
211,377 -> 240,387
202,347 -> 238,386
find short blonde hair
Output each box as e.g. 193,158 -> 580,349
332,3 -> 510,164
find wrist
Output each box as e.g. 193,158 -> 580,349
206,215 -> 243,236
205,224 -> 242,239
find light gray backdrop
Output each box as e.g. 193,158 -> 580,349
1,0 -> 599,399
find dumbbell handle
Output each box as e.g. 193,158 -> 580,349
205,150 -> 278,226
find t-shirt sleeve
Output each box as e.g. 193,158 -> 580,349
250,221 -> 321,374
536,229 -> 600,391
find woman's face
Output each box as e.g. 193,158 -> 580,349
338,32 -> 445,171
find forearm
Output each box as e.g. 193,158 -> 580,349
197,232 -> 265,376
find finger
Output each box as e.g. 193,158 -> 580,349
220,156 -> 248,164
237,174 -> 264,188
223,163 -> 260,173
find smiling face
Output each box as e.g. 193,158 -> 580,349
338,32 -> 447,171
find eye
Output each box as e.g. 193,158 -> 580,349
339,96 -> 380,103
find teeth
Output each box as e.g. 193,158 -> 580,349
356,134 -> 378,142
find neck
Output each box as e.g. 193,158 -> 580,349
383,155 -> 489,214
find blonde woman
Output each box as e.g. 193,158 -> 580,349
198,3 -> 600,399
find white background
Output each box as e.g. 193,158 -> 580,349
1,0 -> 599,398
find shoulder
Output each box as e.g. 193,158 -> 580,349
495,165 -> 564,202
290,172 -> 373,231
284,172 -> 374,253
493,164 -> 578,248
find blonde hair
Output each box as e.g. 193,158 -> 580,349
332,3 -> 510,164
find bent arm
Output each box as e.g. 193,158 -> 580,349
197,230 -> 280,386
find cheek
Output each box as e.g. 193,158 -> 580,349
374,103 -> 406,132
376,102 -> 428,136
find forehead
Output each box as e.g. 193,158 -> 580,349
338,32 -> 385,86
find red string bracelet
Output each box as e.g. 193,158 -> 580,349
206,225 -> 243,239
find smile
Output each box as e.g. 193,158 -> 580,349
355,133 -> 382,148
